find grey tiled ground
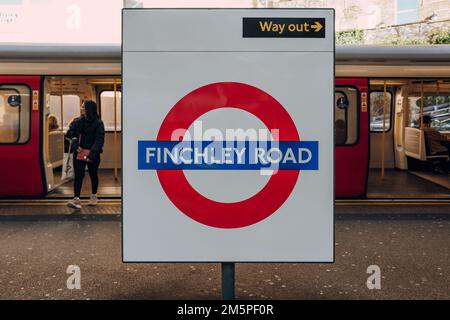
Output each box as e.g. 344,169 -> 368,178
0,217 -> 449,300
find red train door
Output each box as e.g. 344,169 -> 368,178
0,76 -> 45,197
335,78 -> 369,197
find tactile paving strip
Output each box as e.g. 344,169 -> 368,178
0,201 -> 121,220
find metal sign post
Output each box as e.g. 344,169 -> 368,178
221,262 -> 235,300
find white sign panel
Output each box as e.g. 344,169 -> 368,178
122,9 -> 334,262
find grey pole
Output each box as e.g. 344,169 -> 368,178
221,262 -> 235,300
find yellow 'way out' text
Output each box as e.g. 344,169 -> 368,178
258,20 -> 323,34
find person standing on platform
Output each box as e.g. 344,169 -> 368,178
66,100 -> 105,210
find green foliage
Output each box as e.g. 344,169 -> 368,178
378,35 -> 428,45
336,27 -> 450,46
422,95 -> 450,107
372,29 -> 450,45
429,30 -> 450,44
336,29 -> 364,45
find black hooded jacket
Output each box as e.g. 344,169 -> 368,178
66,103 -> 105,158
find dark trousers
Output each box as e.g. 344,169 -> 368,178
73,154 -> 100,198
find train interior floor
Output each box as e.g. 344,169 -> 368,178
47,169 -> 121,198
409,171 -> 450,190
367,168 -> 450,199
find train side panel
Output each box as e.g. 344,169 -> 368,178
0,76 -> 45,197
335,78 -> 369,197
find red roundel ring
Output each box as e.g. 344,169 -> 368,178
157,82 -> 300,229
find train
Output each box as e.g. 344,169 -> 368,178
0,44 -> 449,198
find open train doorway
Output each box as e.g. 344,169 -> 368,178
367,78 -> 450,199
43,76 -> 121,199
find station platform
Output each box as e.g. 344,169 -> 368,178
336,199 -> 450,216
0,198 -> 449,221
0,200 -> 120,220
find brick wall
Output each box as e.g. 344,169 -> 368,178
258,0 -> 449,31
257,0 -> 450,44
421,0 -> 450,21
364,20 -> 450,45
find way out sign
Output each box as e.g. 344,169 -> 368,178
122,9 -> 335,262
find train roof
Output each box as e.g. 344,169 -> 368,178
0,44 -> 449,77
0,44 -> 450,64
0,44 -> 120,61
336,45 -> 450,64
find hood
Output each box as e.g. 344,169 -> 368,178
84,101 -> 98,121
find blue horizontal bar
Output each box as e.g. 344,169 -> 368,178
138,140 -> 318,170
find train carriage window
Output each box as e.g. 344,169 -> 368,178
335,87 -> 358,145
49,95 -> 81,131
0,84 -> 30,144
408,95 -> 450,131
100,91 -> 121,131
370,91 -> 392,132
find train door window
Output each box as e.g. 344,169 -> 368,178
100,91 -> 121,131
0,84 -> 30,144
335,87 -> 358,145
408,95 -> 450,131
370,91 -> 392,132
49,95 -> 81,131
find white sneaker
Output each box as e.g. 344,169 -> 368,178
88,194 -> 98,206
67,197 -> 82,210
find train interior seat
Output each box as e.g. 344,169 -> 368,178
404,127 -> 449,162
48,130 -> 64,168
402,127 -> 449,189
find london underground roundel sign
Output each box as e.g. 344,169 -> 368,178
123,8 -> 334,263
138,82 -> 319,229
